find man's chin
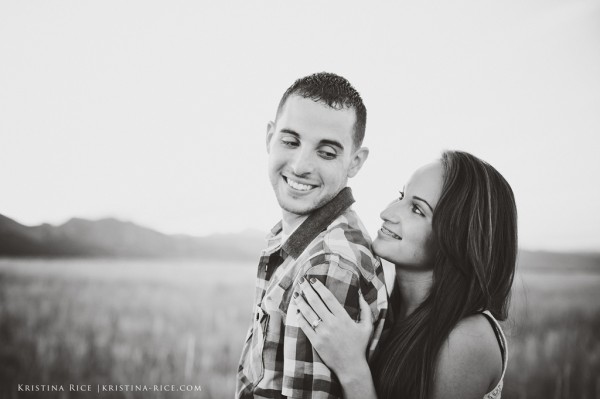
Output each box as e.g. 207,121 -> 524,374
275,189 -> 338,216
278,202 -> 316,217
276,195 -> 324,216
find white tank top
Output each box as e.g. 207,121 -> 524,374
481,310 -> 508,399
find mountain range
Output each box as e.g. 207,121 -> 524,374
0,214 -> 264,260
1,213 -> 599,270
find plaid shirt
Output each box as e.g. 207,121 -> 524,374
236,188 -> 389,399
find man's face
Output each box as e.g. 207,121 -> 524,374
266,95 -> 368,218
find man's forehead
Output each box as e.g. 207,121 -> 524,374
276,95 -> 356,143
279,94 -> 353,114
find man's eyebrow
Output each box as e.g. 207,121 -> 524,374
413,196 -> 434,213
279,129 -> 344,151
279,128 -> 299,137
319,139 -> 344,151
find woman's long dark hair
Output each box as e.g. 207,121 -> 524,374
371,150 -> 518,399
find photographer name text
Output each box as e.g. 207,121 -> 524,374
18,384 -> 202,393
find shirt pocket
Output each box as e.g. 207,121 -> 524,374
240,304 -> 269,385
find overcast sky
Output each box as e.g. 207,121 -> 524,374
1,0 -> 599,252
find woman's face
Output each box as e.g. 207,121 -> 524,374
373,161 -> 444,269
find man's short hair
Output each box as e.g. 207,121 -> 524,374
276,72 -> 367,149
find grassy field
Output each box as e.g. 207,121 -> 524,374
503,271 -> 600,399
0,259 -> 599,399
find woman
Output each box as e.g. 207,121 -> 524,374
293,150 -> 517,399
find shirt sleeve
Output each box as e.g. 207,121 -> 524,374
281,253 -> 388,399
361,256 -> 389,360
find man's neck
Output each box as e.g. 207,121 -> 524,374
281,211 -> 309,237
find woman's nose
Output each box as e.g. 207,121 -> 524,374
380,200 -> 402,223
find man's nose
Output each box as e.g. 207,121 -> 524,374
291,148 -> 314,176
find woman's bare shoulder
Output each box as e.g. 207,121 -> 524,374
431,314 -> 503,399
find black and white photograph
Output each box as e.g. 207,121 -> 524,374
1,1 -> 599,398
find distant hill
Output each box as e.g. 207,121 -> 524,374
517,250 -> 600,273
0,214 -> 598,270
0,214 -> 264,260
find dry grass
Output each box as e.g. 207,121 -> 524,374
0,259 -> 255,399
503,271 -> 600,399
0,259 -> 599,398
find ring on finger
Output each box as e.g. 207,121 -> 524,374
311,318 -> 322,330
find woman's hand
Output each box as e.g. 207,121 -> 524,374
293,277 -> 373,378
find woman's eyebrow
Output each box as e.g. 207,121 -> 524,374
413,196 -> 434,212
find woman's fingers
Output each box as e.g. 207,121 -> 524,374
294,291 -> 321,328
298,277 -> 333,321
304,277 -> 348,318
358,292 -> 373,325
295,308 -> 318,343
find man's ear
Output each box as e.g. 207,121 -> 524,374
266,121 -> 275,153
347,147 -> 370,178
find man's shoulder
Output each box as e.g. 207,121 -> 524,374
304,207 -> 379,276
324,207 -> 373,248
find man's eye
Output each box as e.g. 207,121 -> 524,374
398,191 -> 405,200
281,139 -> 299,147
318,150 -> 337,160
317,146 -> 338,160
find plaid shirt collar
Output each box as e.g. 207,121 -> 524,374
266,187 -> 355,260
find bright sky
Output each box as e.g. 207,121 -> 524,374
1,0 -> 599,252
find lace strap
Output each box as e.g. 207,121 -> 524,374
481,310 -> 508,380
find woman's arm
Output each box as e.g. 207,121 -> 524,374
293,277 -> 379,399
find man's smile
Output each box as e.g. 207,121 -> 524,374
283,176 -> 318,192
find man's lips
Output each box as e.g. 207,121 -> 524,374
380,226 -> 402,240
283,176 -> 318,192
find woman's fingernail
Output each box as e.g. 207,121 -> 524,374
309,278 -> 317,284
299,277 -> 305,284
293,292 -> 299,298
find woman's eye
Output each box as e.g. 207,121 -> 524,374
412,204 -> 424,216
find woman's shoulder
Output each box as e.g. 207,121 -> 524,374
432,314 -> 504,398
452,313 -> 502,343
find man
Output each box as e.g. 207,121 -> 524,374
237,72 -> 388,399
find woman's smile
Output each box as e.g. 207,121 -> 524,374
379,225 -> 402,240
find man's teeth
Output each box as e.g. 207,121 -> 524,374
286,178 -> 314,191
381,227 -> 402,240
